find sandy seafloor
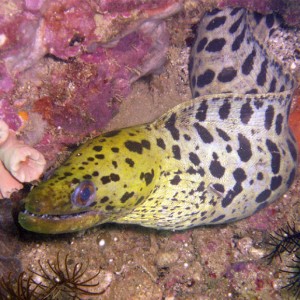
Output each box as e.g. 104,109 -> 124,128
1,10 -> 300,300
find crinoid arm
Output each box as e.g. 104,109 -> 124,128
265,223 -> 300,299
0,272 -> 40,300
264,223 -> 300,263
281,254 -> 300,299
29,252 -> 104,299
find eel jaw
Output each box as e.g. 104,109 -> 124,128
18,210 -> 106,234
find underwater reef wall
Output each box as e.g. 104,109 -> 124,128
0,0 -> 299,196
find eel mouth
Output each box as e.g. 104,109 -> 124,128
18,209 -> 104,234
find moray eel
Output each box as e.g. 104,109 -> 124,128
19,8 -> 298,234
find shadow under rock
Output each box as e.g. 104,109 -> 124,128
0,199 -> 22,278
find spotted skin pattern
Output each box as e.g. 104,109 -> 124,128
19,8 -> 298,234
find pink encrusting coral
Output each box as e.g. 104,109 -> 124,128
0,0 -> 182,167
0,120 -> 46,199
0,100 -> 22,131
32,21 -> 169,138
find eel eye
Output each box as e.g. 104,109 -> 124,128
71,180 -> 96,207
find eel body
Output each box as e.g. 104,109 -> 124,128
19,8 -> 298,234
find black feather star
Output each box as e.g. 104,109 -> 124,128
265,223 -> 300,299
265,223 -> 300,262
0,253 -> 104,300
281,254 -> 300,299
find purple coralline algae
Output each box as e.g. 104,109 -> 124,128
0,0 -> 183,167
